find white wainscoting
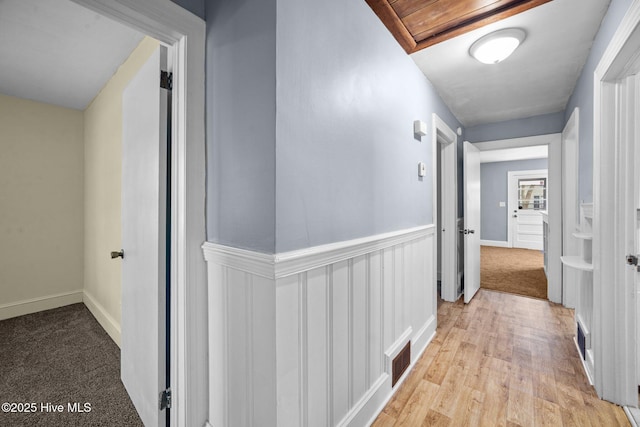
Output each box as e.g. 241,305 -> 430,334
203,225 -> 437,427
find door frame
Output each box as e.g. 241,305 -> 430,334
474,134 -> 562,303
71,0 -> 207,425
562,108 -> 580,309
507,169 -> 548,250
432,113 -> 459,302
593,0 -> 640,407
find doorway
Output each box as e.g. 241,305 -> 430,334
593,0 -> 640,411
0,0 -> 206,424
433,113 -> 459,302
463,134 -> 563,304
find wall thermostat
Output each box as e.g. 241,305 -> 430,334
418,162 -> 426,177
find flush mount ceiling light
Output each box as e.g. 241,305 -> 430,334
469,28 -> 526,64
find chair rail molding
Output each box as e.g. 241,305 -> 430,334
203,225 -> 438,426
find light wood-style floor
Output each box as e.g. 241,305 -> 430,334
373,289 -> 630,426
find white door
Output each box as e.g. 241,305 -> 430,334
121,45 -> 169,427
622,74 -> 640,391
463,141 -> 481,303
509,172 -> 547,250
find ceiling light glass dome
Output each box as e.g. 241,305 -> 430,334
469,28 -> 526,64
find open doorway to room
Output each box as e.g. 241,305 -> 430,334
459,134 -> 563,305
480,161 -> 549,300
432,114 -> 460,303
0,0 -> 202,424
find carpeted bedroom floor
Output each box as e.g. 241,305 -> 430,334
480,245 -> 547,299
0,303 -> 143,427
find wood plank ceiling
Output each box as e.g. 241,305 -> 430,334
365,0 -> 552,54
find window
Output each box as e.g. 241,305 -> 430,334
518,178 -> 546,210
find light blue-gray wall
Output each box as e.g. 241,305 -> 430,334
480,158 -> 548,242
205,0 -> 460,253
170,0 -> 205,19
564,0 -> 633,203
274,0 -> 460,252
206,0 -> 277,252
465,112 -> 565,143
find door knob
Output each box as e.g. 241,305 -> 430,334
468,229 -> 475,234
111,250 -> 124,259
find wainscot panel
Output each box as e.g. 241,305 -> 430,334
203,225 -> 437,426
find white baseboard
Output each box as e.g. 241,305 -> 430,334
83,290 -> 121,347
625,406 -> 640,427
0,290 -> 83,321
480,239 -> 510,248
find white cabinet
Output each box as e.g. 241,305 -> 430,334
560,203 -> 594,383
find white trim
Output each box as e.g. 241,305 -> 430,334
0,290 -> 83,321
83,290 -> 121,347
562,108 -> 580,309
624,406 -> 640,427
384,327 -> 413,371
203,225 -> 435,280
471,134 -> 562,303
574,338 -> 595,385
593,0 -> 640,407
202,244 -> 275,279
474,134 -> 557,150
479,145 -> 548,163
70,1 -> 207,425
276,226 -> 433,278
480,240 -> 510,248
432,113 -> 458,302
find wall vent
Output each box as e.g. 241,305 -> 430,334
392,341 -> 411,387
577,322 -> 586,360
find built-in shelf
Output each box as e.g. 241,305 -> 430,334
572,232 -> 593,240
561,255 -> 593,272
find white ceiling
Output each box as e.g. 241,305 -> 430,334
411,0 -> 611,127
0,0 -> 144,110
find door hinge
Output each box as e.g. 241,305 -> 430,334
159,388 -> 171,410
160,71 -> 173,91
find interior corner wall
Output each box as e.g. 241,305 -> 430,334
83,36 -> 160,345
480,158 -> 549,242
170,0 -> 205,19
205,0 -> 277,253
0,94 -> 84,320
564,0 -> 633,204
274,0 -> 461,253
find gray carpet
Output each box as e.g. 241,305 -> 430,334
0,303 -> 143,426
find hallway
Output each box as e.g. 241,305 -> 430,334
372,290 -> 629,426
